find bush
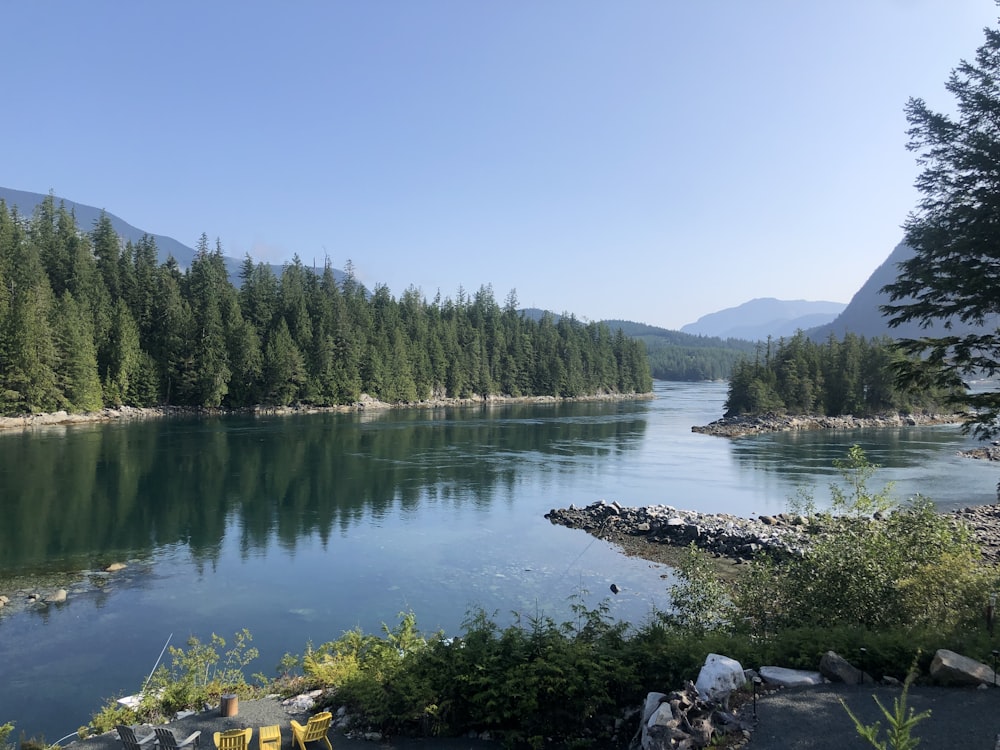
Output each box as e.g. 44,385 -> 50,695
731,446 -> 989,634
86,629 -> 263,734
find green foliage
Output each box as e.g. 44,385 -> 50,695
841,661 -> 930,750
299,604 -> 636,746
731,446 -> 987,635
0,202 -> 652,415
881,17 -> 1000,439
615,322 -> 758,382
304,612 -> 434,731
666,544 -> 733,634
145,629 -> 260,715
830,444 -> 895,518
724,332 -> 959,418
0,723 -> 14,750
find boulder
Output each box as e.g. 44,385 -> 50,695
929,649 -> 996,686
819,650 -> 872,685
641,692 -> 668,726
759,666 -> 824,687
105,562 -> 127,572
45,589 -> 67,604
695,653 -> 745,702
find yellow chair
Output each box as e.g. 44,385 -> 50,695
258,725 -> 281,750
213,728 -> 252,750
290,712 -> 332,750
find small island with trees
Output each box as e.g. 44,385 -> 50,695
693,332 -> 964,437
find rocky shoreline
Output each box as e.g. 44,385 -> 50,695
692,412 -> 965,438
546,499 -> 1000,565
0,391 -> 653,433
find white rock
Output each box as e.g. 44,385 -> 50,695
759,666 -> 824,687
646,702 -> 673,729
641,692 -> 667,725
695,653 -> 746,701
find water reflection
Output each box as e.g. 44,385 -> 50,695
0,402 -> 647,573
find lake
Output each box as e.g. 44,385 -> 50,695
1,380 -> 996,740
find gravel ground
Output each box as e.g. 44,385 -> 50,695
65,684 -> 1000,750
65,697 -> 496,750
746,683 -> 1000,750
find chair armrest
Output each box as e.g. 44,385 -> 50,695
138,735 -> 157,746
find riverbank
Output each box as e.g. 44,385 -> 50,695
546,499 -> 1000,565
0,390 -> 654,432
692,412 -> 964,438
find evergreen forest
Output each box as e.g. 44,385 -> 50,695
606,320 -> 757,381
724,331 -> 960,417
0,197 -> 652,416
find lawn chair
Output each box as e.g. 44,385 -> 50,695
258,725 -> 280,750
116,725 -> 156,750
155,728 -> 201,750
213,728 -> 252,750
289,712 -> 332,750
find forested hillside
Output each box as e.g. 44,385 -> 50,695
604,320 -> 756,381
724,331 -> 959,417
0,197 -> 651,416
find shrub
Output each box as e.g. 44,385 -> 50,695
731,446 -> 988,634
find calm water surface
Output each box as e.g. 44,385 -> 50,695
0,381 -> 995,739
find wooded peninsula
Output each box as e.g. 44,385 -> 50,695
0,197 -> 652,417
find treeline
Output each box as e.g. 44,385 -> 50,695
604,320 -> 757,381
646,344 -> 750,381
0,197 -> 651,415
725,331 -> 958,417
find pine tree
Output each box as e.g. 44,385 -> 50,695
53,291 -> 103,411
882,17 -> 1000,436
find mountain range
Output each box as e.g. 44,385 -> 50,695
680,298 -> 846,341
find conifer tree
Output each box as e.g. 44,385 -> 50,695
882,16 -> 1000,436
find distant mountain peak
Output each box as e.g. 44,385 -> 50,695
681,298 -> 846,341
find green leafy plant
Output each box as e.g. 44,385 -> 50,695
666,543 -> 733,634
0,723 -> 15,750
841,661 -> 930,750
829,444 -> 895,518
89,628 -> 264,724
732,445 -> 985,634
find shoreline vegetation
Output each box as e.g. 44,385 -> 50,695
0,389 -> 654,432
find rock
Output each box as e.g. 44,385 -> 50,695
281,688 -> 322,712
105,562 -> 127,572
641,692 -> 668,726
45,589 -> 68,604
695,653 -> 746,702
929,649 -> 996,686
819,650 -> 872,685
759,666 -> 824,687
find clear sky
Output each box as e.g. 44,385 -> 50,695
2,2 -> 996,330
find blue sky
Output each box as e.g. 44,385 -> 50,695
3,2 -> 996,330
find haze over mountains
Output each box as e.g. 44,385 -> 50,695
680,298 -> 846,341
